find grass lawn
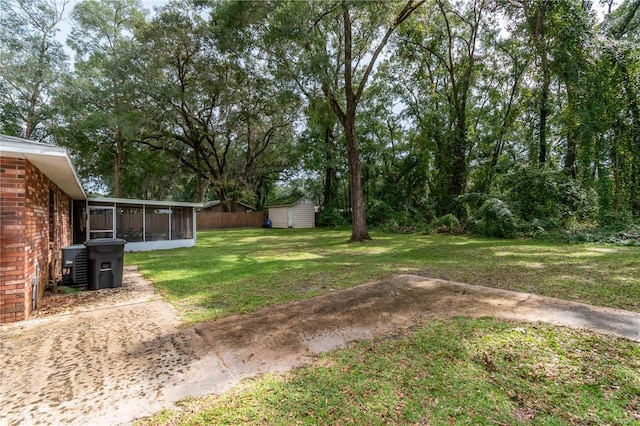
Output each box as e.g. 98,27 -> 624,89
138,318 -> 640,425
129,229 -> 640,425
126,228 -> 640,324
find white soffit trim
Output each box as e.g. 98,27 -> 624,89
87,196 -> 203,208
0,134 -> 86,199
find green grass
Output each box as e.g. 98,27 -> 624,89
137,318 -> 640,425
128,229 -> 640,425
126,228 -> 640,324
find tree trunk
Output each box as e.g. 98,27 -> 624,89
255,175 -> 266,211
538,61 -> 550,166
215,187 -> 230,212
24,86 -> 40,140
564,128 -> 578,178
451,117 -> 468,218
606,6 -> 640,214
340,0 -> 370,242
323,127 -> 335,206
114,127 -> 124,198
486,62 -> 522,191
223,198 -> 233,212
611,53 -> 640,214
323,0 -> 424,240
195,148 -> 203,203
563,79 -> 578,178
620,66 -> 640,215
613,121 -> 621,211
344,116 -> 370,241
529,2 -> 549,166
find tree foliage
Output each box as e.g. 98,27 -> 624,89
57,0 -> 146,197
2,0 -> 639,238
132,0 -> 300,208
0,0 -> 68,139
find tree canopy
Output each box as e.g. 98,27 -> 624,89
2,0 -> 640,238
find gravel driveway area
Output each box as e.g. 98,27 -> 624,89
1,268 -> 639,425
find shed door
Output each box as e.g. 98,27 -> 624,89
287,207 -> 294,228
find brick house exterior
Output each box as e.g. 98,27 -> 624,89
1,136 -> 84,323
1,135 -> 201,323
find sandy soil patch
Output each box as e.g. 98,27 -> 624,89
1,267 -> 233,426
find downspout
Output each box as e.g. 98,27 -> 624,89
143,205 -> 146,242
192,207 -> 197,244
32,264 -> 39,311
112,202 -> 116,239
85,199 -> 89,242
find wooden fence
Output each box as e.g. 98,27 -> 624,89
197,211 -> 267,230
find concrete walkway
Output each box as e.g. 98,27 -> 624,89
1,270 -> 638,425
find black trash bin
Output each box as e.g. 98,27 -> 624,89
84,238 -> 126,290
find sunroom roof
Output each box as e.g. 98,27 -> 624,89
87,196 -> 202,208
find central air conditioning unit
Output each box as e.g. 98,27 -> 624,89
61,245 -> 88,285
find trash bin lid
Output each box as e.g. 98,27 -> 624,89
84,238 -> 127,247
62,244 -> 87,250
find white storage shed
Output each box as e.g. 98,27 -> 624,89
267,196 -> 316,229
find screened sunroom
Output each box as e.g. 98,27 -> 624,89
72,197 -> 201,252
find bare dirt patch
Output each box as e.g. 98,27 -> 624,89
1,270 -> 639,426
32,266 -> 159,317
193,274 -> 640,379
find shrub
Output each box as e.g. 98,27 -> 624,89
598,211 -> 633,232
541,222 -> 640,246
433,213 -> 461,233
456,192 -> 490,215
316,204 -> 349,228
469,198 -> 518,238
557,181 -> 599,225
366,200 -> 395,226
505,166 -> 598,229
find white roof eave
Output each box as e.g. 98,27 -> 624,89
87,196 -> 203,208
267,196 -> 313,209
0,135 -> 86,199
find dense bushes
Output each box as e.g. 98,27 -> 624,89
468,198 -> 518,238
432,166 -> 602,238
365,200 -> 396,226
433,213 -> 462,233
316,203 -> 349,228
327,166 -> 629,242
316,199 -> 429,231
504,166 -> 598,228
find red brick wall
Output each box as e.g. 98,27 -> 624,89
48,186 -> 71,289
0,157 -> 27,323
24,160 -> 48,320
1,158 -> 72,323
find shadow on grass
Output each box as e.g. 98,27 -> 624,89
132,316 -> 640,425
126,228 -> 640,323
